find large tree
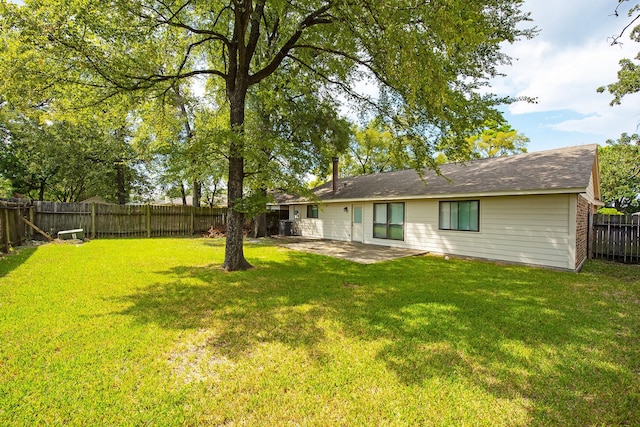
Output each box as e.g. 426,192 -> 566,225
0,102 -> 142,202
598,133 -> 640,213
134,83 -> 212,206
465,119 -> 529,159
596,2 -> 640,213
598,1 -> 640,105
1,0 -> 534,270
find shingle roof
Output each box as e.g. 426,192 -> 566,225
305,144 -> 598,202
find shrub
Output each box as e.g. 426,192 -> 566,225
597,207 -> 624,215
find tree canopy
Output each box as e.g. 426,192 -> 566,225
598,133 -> 640,213
598,1 -> 640,105
0,99 -> 144,202
596,2 -> 640,214
465,120 -> 529,159
340,120 -> 410,177
0,0 -> 535,270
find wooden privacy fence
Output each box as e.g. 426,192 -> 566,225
0,199 -> 291,251
0,201 -> 30,253
33,201 -> 227,239
592,214 -> 640,263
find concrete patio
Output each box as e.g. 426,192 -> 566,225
280,238 -> 428,264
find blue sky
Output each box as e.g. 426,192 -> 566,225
492,0 -> 640,152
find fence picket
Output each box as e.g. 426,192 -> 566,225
592,214 -> 640,264
20,201 -> 232,239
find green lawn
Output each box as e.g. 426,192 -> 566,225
0,238 -> 638,426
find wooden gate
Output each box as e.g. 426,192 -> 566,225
592,214 -> 640,263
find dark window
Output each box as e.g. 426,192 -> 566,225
439,201 -> 479,231
307,204 -> 319,218
373,202 -> 404,240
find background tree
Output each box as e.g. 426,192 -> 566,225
598,133 -> 640,213
0,177 -> 10,198
1,0 -> 535,270
465,120 -> 529,159
598,1 -> 640,106
0,98 -> 145,203
0,105 -> 60,200
340,120 -> 410,177
596,2 -> 640,214
134,84 -> 219,207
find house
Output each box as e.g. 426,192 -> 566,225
281,144 -> 603,271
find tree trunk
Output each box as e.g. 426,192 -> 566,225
207,181 -> 219,207
193,179 -> 201,207
180,182 -> 187,205
116,163 -> 127,205
224,156 -> 252,270
38,180 -> 46,201
252,188 -> 268,238
222,87 -> 252,271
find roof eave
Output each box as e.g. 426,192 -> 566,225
282,187 -> 591,204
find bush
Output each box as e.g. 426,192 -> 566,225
202,222 -> 253,238
597,207 -> 624,215
0,177 -> 12,198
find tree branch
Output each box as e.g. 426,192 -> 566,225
174,36 -> 222,78
609,3 -> 640,45
291,43 -> 396,88
248,3 -> 334,85
154,19 -> 232,47
140,0 -> 232,47
246,0 -> 267,61
287,54 -> 378,108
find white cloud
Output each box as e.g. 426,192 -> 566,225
491,0 -> 640,142
550,99 -> 640,137
498,38 -> 637,116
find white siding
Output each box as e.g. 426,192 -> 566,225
296,203 -> 351,241
586,173 -> 595,202
297,195 -> 577,270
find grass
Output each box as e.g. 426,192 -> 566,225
0,238 -> 639,426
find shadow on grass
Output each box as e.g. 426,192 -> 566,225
116,250 -> 640,425
0,246 -> 38,278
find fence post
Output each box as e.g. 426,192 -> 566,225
28,206 -> 35,239
2,208 -> 10,252
587,210 -> 593,259
146,204 -> 151,238
190,205 -> 195,235
91,202 -> 96,239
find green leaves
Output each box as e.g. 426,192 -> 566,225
598,133 -> 640,213
599,56 -> 640,106
1,0 -> 535,268
2,0 -> 534,136
341,120 -> 410,177
598,1 -> 640,105
465,120 -> 529,159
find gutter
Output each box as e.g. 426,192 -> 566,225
283,187 -> 593,205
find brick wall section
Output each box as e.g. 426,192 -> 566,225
575,195 -> 590,269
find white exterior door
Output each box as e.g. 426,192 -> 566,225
352,204 -> 363,242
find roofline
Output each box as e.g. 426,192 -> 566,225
282,187 -> 591,204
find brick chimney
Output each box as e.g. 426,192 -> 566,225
332,157 -> 339,194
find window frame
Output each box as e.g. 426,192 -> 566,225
373,202 -> 405,241
439,200 -> 480,232
306,204 -> 319,219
